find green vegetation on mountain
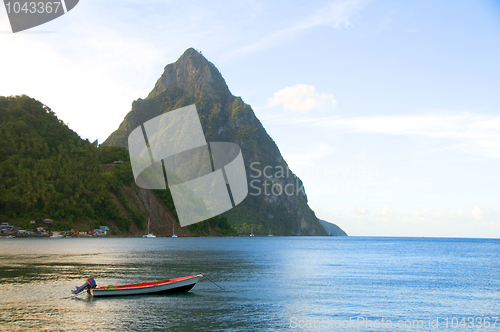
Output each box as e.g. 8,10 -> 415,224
0,95 -> 112,224
103,48 -> 328,236
0,95 -> 235,236
152,186 -> 234,236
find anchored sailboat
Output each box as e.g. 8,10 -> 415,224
143,218 -> 156,238
172,222 -> 177,238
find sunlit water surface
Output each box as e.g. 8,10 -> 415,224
0,237 -> 499,331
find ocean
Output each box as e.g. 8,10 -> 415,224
0,237 -> 499,331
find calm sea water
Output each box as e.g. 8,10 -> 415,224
0,237 -> 499,331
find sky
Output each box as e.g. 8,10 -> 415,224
1,0 -> 499,237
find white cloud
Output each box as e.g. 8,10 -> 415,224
224,0 -> 370,58
405,207 -> 499,224
282,142 -> 335,168
376,205 -> 394,218
265,112 -> 500,159
269,84 -> 337,112
301,0 -> 369,29
343,205 -> 500,237
316,209 -> 341,222
471,205 -> 492,221
471,206 -> 483,221
430,208 -> 442,219
352,206 -> 369,215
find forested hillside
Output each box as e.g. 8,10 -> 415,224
0,95 -> 235,236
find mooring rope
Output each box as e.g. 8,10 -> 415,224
204,275 -> 226,291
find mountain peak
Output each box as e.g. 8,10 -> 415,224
149,48 -> 230,100
102,48 -> 328,236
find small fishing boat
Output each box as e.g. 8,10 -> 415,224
73,274 -> 203,297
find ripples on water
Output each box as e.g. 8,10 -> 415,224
0,237 -> 499,331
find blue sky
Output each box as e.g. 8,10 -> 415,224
1,0 -> 499,237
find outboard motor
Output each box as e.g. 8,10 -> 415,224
72,278 -> 97,295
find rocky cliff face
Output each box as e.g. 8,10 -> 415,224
148,50 -> 229,100
103,48 -> 327,236
319,220 -> 347,236
107,176 -> 225,237
107,181 -> 177,236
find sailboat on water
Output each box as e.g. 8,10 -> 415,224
268,229 -> 273,237
143,218 -> 156,238
172,222 -> 177,238
250,227 -> 254,237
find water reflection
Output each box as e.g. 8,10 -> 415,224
1,237 -> 499,331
